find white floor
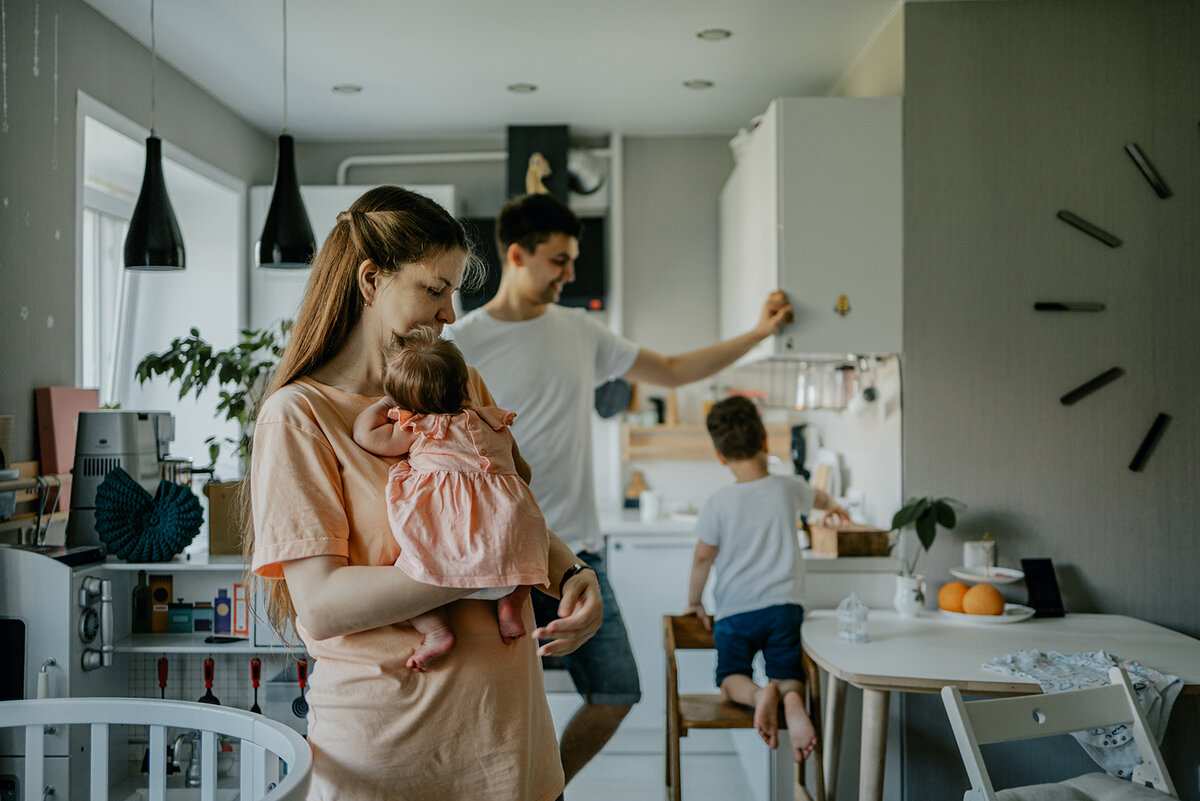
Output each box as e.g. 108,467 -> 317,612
563,726 -> 754,801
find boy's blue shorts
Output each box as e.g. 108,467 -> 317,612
712,603 -> 805,687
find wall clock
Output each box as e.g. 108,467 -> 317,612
1045,140 -> 1175,472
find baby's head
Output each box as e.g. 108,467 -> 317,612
381,325 -> 470,415
705,396 -> 767,463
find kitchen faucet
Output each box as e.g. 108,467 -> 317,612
170,730 -> 202,788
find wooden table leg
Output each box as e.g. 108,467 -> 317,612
822,674 -> 846,801
859,688 -> 890,801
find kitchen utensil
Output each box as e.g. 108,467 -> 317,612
292,658 -> 308,718
250,658 -> 262,714
157,657 -> 168,699
198,657 -> 220,705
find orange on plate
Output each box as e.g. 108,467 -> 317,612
962,583 -> 1005,615
937,581 -> 970,613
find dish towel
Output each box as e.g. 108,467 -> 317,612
983,650 -> 1182,779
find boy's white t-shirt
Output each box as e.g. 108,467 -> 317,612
446,304 -> 639,552
694,475 -> 816,620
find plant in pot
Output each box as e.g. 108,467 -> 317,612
135,321 -> 290,554
889,496 -> 962,616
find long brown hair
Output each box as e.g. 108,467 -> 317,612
243,186 -> 479,635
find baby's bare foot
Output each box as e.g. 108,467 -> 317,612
406,627 -> 456,672
497,599 -> 526,642
753,682 -> 781,749
782,691 -> 817,763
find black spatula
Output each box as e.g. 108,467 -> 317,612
249,658 -> 261,714
292,658 -> 308,718
198,657 -> 220,705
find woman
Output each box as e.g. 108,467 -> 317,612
247,186 -> 601,801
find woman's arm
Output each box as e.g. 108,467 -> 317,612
531,532 -> 603,656
282,555 -> 472,641
352,398 -> 414,457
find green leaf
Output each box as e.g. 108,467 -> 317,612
935,501 -> 957,529
915,513 -> 937,552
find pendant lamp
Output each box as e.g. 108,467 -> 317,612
258,0 -> 315,269
124,0 -> 185,271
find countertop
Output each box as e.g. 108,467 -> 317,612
599,508 -> 899,574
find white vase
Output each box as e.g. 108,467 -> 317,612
893,574 -> 925,617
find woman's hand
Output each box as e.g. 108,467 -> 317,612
531,569 -> 602,657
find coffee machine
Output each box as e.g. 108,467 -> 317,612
65,410 -> 175,549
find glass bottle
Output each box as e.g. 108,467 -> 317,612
131,570 -> 151,634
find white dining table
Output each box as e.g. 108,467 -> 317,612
802,609 -> 1200,801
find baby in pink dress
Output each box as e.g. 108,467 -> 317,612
352,326 -> 550,671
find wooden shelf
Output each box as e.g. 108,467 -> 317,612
621,423 -> 793,462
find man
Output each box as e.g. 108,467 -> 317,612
447,192 -> 792,785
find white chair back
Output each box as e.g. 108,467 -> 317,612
940,667 -> 1176,800
0,697 -> 312,801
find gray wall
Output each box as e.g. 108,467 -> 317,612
0,0 -> 273,463
897,1 -> 1200,797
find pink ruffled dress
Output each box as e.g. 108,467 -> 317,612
385,405 -> 550,589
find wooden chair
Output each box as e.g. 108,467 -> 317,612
941,667 -> 1177,800
663,614 -> 825,801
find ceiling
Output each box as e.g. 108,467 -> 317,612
82,0 -> 901,142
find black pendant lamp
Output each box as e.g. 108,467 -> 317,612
258,0 -> 315,269
124,0 -> 185,271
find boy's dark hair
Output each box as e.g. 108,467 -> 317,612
380,325 -> 470,415
496,193 -> 583,258
705,396 -> 767,461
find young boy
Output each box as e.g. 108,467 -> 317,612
683,396 -> 850,762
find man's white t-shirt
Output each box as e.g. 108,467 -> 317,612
447,304 -> 639,552
694,475 -> 815,620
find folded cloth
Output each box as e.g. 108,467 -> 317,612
984,650 -> 1182,779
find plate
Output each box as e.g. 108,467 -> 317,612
950,566 -> 1025,584
940,603 -> 1035,625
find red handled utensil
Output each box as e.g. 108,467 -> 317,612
249,658 -> 262,714
198,657 -> 220,705
157,657 -> 168,699
292,658 -> 308,718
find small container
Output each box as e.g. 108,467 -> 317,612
836,592 -> 869,643
192,602 -> 214,633
167,600 -> 193,634
213,588 -> 232,634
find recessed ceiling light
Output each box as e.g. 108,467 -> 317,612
331,84 -> 362,94
507,82 -> 538,94
683,79 -> 715,90
696,28 -> 732,41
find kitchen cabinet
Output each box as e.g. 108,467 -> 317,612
719,98 -> 902,360
620,422 -> 792,462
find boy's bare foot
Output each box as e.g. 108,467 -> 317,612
782,690 -> 818,762
496,598 -> 527,642
753,682 -> 781,749
406,626 -> 456,672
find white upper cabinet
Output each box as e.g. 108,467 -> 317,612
719,98 -> 902,360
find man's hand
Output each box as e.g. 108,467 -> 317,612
681,603 -> 713,632
532,568 -> 602,657
755,290 -> 794,338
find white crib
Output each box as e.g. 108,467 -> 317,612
0,698 -> 311,801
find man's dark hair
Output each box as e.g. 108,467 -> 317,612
705,396 -> 767,461
496,193 -> 583,258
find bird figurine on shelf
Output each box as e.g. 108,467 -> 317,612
94,467 -> 203,561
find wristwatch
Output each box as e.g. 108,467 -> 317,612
558,563 -> 592,596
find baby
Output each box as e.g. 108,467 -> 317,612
353,326 -> 549,671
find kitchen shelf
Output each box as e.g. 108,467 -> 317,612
103,553 -> 247,572
115,633 -> 299,654
620,423 -> 793,462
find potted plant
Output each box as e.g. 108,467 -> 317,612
135,321 -> 290,553
889,496 -> 962,616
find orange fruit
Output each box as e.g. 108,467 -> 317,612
937,581 -> 970,613
962,583 -> 1005,615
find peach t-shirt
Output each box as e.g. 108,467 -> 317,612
251,372 -> 563,801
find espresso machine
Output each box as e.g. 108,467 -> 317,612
65,410 -> 175,550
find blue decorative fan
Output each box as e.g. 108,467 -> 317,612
95,467 -> 203,561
